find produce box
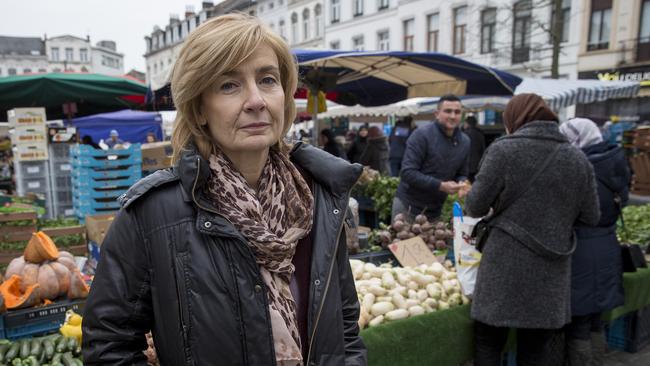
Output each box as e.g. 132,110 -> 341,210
12,142 -> 49,162
1,299 -> 85,340
7,108 -> 46,127
0,210 -> 38,243
141,141 -> 172,171
85,214 -> 115,246
10,124 -> 47,145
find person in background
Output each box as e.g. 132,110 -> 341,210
81,135 -> 101,149
320,128 -> 347,159
82,13 -> 366,366
463,114 -> 486,182
105,129 -> 124,148
392,94 -> 470,221
559,118 -> 630,365
347,125 -> 369,163
145,132 -> 158,143
358,126 -> 390,175
463,94 -> 600,366
388,116 -> 415,177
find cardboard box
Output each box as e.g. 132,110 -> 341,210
141,141 -> 173,171
48,126 -> 78,143
7,108 -> 46,127
12,142 -> 48,161
10,125 -> 47,145
85,213 -> 116,245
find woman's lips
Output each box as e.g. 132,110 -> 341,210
241,122 -> 271,130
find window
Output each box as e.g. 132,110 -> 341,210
354,0 -> 363,17
378,0 -> 389,10
453,6 -> 467,54
403,19 -> 414,51
51,48 -> 59,62
291,12 -> 299,43
80,48 -> 88,62
81,66 -> 88,72
588,0 -> 612,50
330,40 -> 340,49
481,8 -> 497,53
303,8 -> 310,41
65,48 -> 73,61
315,5 -> 322,37
53,68 -> 61,72
331,0 -> 340,23
269,2 -> 274,10
38,68 -> 46,73
154,64 -> 158,74
23,68 -> 31,74
279,19 -> 287,40
378,30 -> 390,51
353,35 -> 364,51
638,0 -> 650,61
512,0 -> 532,63
8,68 -> 16,75
427,13 -> 439,52
550,0 -> 572,43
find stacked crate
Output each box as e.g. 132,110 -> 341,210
71,144 -> 142,221
628,127 -> 650,196
8,108 -> 53,218
48,143 -> 75,218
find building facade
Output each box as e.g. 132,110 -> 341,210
91,40 -> 124,76
0,36 -> 48,76
576,0 -> 650,121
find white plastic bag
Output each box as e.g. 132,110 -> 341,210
452,202 -> 482,297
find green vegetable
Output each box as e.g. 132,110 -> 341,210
42,340 -> 54,361
5,342 -> 19,361
26,356 -> 39,366
55,338 -> 67,354
0,343 -> 9,362
65,339 -> 76,354
11,357 -> 22,366
30,338 -> 42,358
618,204 -> 650,246
352,175 -> 400,223
60,353 -> 74,366
19,339 -> 30,360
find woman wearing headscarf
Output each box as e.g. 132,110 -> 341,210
82,14 -> 366,366
462,94 -> 600,366
560,118 -> 630,366
358,126 -> 390,175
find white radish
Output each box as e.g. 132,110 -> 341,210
408,305 -> 425,316
392,293 -> 407,309
362,293 -> 375,310
385,309 -> 409,321
369,315 -> 384,327
370,302 -> 394,316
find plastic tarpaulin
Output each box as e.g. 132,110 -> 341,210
70,109 -> 163,144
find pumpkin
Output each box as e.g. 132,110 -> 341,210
4,251 -> 79,301
0,275 -> 40,309
68,269 -> 90,300
24,231 -> 60,264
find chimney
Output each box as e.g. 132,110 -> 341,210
185,5 -> 195,19
170,13 -> 180,24
202,2 -> 213,10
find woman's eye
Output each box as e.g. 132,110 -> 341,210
261,76 -> 277,85
220,82 -> 236,91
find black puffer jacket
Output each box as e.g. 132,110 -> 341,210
82,143 -> 367,366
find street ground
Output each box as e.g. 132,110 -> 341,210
604,346 -> 650,365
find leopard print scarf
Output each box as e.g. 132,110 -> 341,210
204,148 -> 314,366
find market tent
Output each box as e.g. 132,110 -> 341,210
514,78 -> 640,111
0,73 -> 147,121
70,109 -> 162,144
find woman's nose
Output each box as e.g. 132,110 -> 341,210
244,84 -> 266,112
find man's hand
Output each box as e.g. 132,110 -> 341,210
458,181 -> 472,198
439,181 -> 463,194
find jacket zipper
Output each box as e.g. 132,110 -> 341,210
170,240 -> 192,365
305,192 -> 349,365
190,157 -> 276,366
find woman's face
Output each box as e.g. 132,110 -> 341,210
359,128 -> 368,138
201,43 -> 285,157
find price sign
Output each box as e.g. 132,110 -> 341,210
388,236 -> 439,267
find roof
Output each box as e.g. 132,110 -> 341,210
0,36 -> 44,56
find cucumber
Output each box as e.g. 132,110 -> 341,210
19,340 -> 30,360
29,338 -> 42,358
27,355 -> 40,366
65,339 -> 76,354
60,352 -> 74,366
0,343 -> 10,362
50,354 -> 61,364
54,338 -> 66,354
42,340 -> 54,361
11,357 -> 22,366
4,342 -> 19,361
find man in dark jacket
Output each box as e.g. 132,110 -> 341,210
463,114 -> 486,182
389,116 -> 415,177
393,94 -> 470,221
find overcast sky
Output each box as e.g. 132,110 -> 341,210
1,0 -> 221,75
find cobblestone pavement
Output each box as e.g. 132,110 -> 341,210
604,347 -> 650,365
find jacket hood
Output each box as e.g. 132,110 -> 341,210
176,142 -> 362,199
583,141 -> 628,193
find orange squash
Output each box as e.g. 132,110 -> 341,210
68,269 -> 90,300
4,254 -> 77,301
24,231 -> 60,264
0,275 -> 41,309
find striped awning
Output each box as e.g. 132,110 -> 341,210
515,78 -> 640,111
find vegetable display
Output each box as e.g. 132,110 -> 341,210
351,259 -> 469,329
0,335 -> 82,365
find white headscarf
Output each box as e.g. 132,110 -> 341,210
559,118 -> 604,149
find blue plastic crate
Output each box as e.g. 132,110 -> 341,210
2,299 -> 85,340
71,165 -> 141,180
72,175 -> 139,189
71,154 -> 142,168
606,304 -> 650,353
74,187 -> 128,199
70,143 -> 141,157
74,198 -> 121,210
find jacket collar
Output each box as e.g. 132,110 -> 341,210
502,120 -> 567,143
177,142 -> 363,201
435,121 -> 462,141
582,141 -> 619,163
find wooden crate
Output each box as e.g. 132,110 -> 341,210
0,211 -> 38,242
41,225 -> 85,238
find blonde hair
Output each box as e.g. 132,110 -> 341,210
170,13 -> 298,162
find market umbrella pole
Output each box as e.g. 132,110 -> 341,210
311,86 -> 319,146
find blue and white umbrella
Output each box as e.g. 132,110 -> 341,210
293,50 -> 522,107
